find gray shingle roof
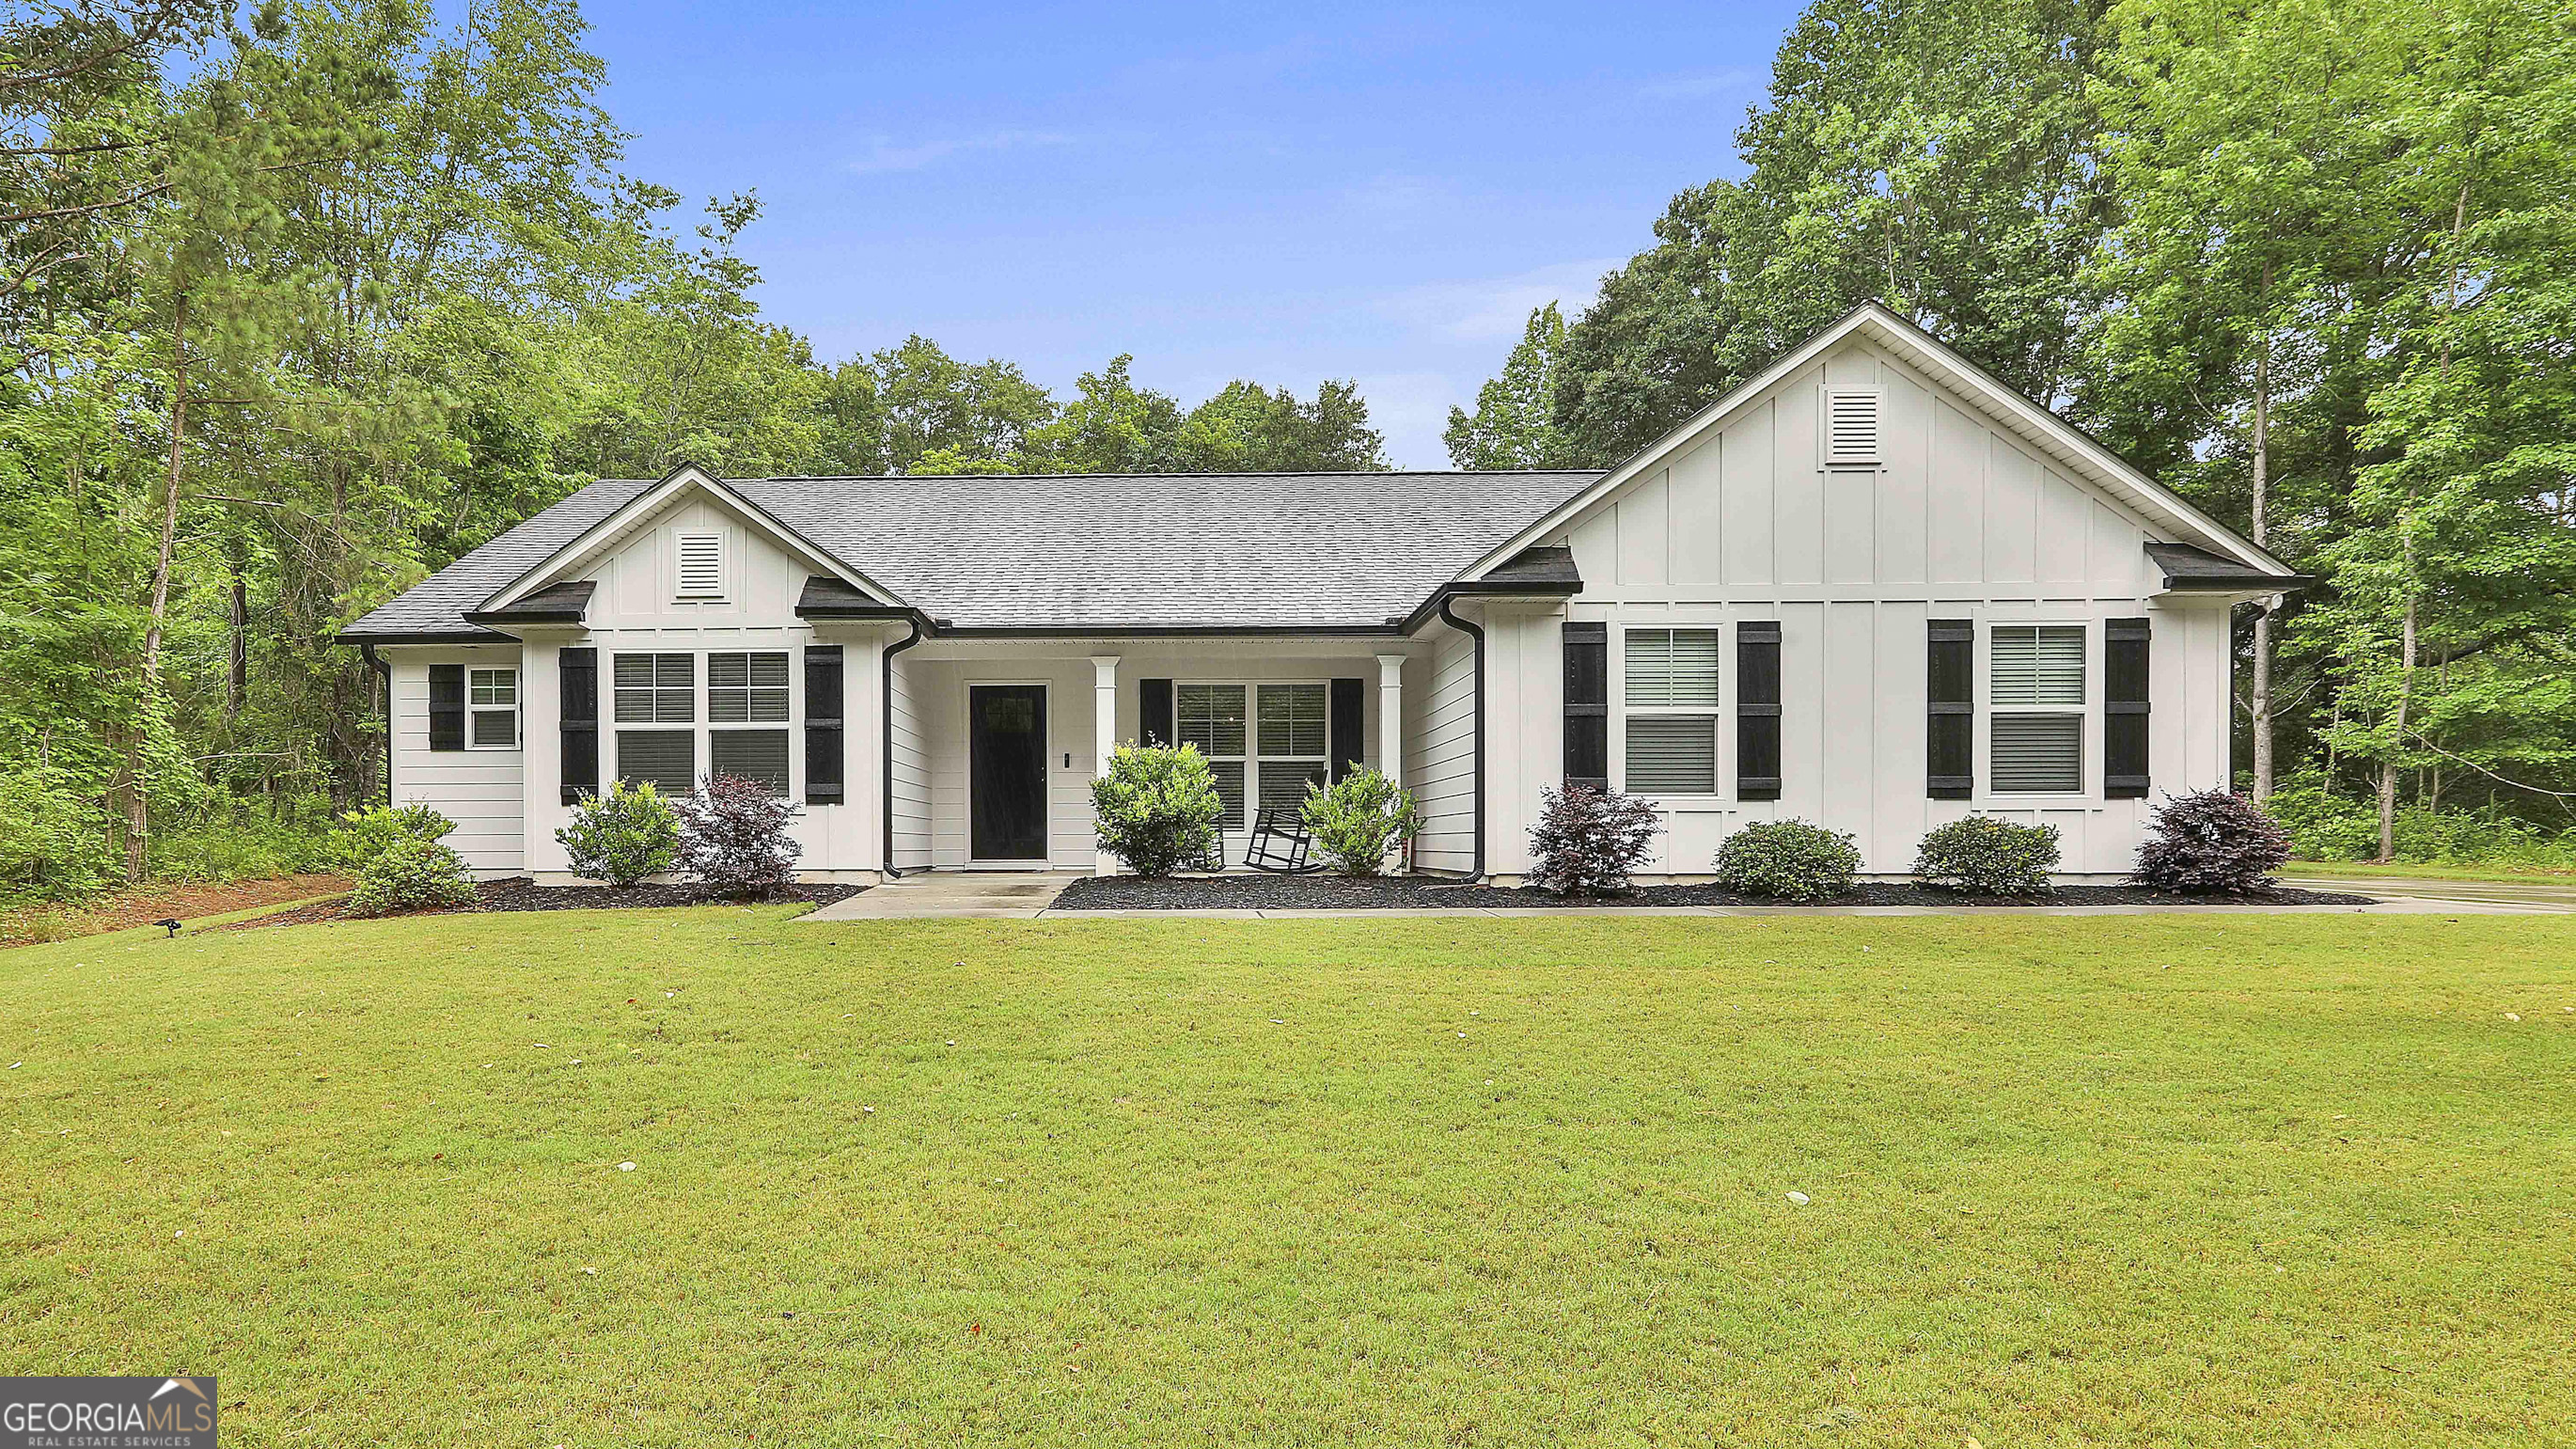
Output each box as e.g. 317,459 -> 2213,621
340,470 -> 1605,640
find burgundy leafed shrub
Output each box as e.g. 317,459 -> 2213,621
1526,783 -> 1663,895
2130,789 -> 2293,893
676,773 -> 804,897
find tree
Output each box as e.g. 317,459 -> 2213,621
1444,302 -> 1586,468
1554,0 -> 2111,462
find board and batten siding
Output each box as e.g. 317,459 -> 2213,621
387,645 -> 526,874
1525,332 -> 2233,879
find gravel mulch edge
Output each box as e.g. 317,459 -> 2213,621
1050,874 -> 2380,911
207,877 -> 863,933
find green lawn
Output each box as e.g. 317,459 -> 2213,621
5,909 -> 2572,1445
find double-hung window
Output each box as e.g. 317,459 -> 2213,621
613,653 -> 697,793
1254,684 -> 1328,815
1623,627 -> 1720,794
1990,625 -> 2086,793
708,652 -> 792,794
467,668 -> 519,749
1176,684 -> 1249,828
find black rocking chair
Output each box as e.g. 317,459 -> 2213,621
1243,805 -> 1323,874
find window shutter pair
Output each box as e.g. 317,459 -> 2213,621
2104,619 -> 2150,798
1563,622 -> 1778,797
429,665 -> 466,751
1562,623 -> 1608,790
560,649 -> 598,802
1922,619 -> 2153,798
806,645 -> 843,805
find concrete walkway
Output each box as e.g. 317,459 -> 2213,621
798,870 -> 1085,921
795,869 -> 2575,921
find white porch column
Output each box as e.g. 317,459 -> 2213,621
1375,653 -> 1406,787
1091,654 -> 1121,876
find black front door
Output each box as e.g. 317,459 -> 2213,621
970,685 -> 1048,860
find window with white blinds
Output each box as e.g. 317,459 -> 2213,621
1177,684 -> 1248,828
1623,627 -> 1720,794
1990,624 -> 2085,793
710,729 -> 791,794
466,668 -> 518,749
676,532 -> 724,598
709,652 -> 790,722
1255,684 -> 1328,813
614,654 -> 695,723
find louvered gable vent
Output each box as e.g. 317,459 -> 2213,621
1823,387 -> 1882,467
676,532 -> 724,598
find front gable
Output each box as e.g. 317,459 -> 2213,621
1469,304 -> 2288,600
475,465 -> 901,628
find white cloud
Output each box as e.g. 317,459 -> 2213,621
1380,258 -> 1619,343
847,129 -> 1076,175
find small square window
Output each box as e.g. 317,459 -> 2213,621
466,669 -> 518,749
710,653 -> 790,722
615,654 -> 695,723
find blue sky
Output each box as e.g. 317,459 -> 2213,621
583,2 -> 1801,466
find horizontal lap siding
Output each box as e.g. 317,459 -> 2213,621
1406,629 -> 1477,874
888,650 -> 933,869
391,651 -> 525,874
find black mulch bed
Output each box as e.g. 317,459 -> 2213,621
216,877 -> 860,931
1052,874 -> 2378,911
472,877 -> 863,913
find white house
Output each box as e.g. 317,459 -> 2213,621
339,305 -> 2302,885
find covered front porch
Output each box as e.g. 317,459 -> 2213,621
883,637 -> 1422,875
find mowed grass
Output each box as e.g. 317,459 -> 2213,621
4,910 -> 2573,1446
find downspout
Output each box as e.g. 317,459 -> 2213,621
360,643 -> 393,807
1436,595 -> 1486,882
880,618 -> 923,878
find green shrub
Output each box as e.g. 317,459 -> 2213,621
1913,815 -> 2061,894
1711,818 -> 1861,900
556,781 -> 681,886
1298,766 -> 1418,874
0,768 -> 117,903
1091,744 -> 1224,877
2263,777 -> 2576,868
331,802 -> 457,871
347,836 -> 479,917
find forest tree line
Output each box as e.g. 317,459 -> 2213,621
1448,0 -> 2576,863
0,0 -> 1389,897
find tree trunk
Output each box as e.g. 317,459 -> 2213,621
2250,261 -> 2275,799
126,290 -> 188,884
226,546 -> 247,726
2377,587 -> 2415,864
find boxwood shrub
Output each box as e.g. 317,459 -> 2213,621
1711,818 -> 1861,900
1912,815 -> 2061,895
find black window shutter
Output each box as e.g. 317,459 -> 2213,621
1563,622 -> 1608,789
1329,677 -> 1365,780
1139,678 -> 1174,748
559,648 -> 598,803
429,664 -> 465,752
805,645 -> 844,805
2105,618 -> 2151,798
1736,622 -> 1782,800
1927,619 -> 1973,798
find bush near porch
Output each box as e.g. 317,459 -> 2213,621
6,910 -> 2570,1442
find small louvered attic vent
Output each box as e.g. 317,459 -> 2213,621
676,532 -> 724,599
1824,387 -> 1883,467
